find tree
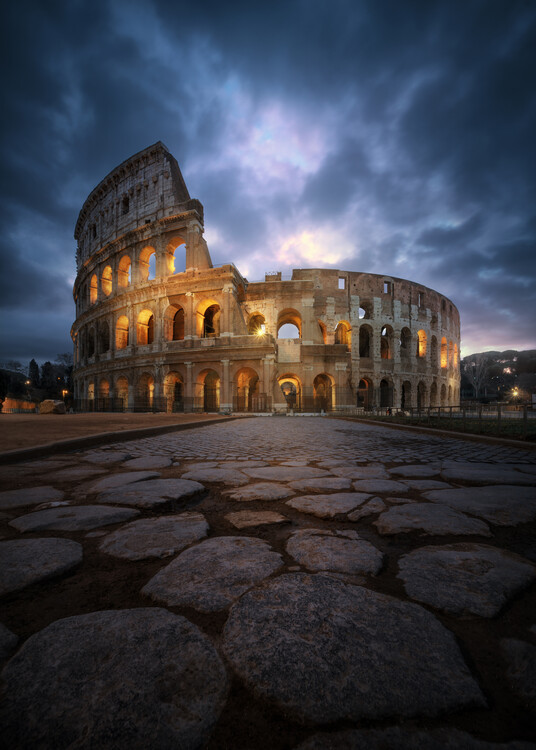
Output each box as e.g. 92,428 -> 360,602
462,356 -> 491,399
56,353 -> 73,367
40,361 -> 56,396
28,358 -> 40,387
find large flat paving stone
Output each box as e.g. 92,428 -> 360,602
222,573 -> 485,723
289,477 -> 353,492
286,529 -> 383,575
225,482 -> 295,501
241,466 -> 330,481
82,450 -> 133,464
83,471 -> 161,494
398,544 -> 536,617
401,479 -> 454,490
389,464 -> 441,478
286,492 -> 371,518
352,479 -> 409,494
98,513 -> 209,560
9,505 -> 139,532
0,623 -> 18,664
424,486 -> 536,525
180,468 -> 248,486
0,608 -> 228,749
97,478 -> 205,508
48,467 -> 107,482
501,633 -> 536,709
0,538 -> 82,595
374,503 -> 491,536
295,727 -> 535,749
122,456 -> 173,469
331,465 -> 389,479
225,511 -> 289,529
348,497 -> 387,520
142,536 -> 283,612
440,465 -> 536,486
0,486 -> 64,510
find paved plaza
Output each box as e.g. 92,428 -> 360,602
1,417 -> 535,749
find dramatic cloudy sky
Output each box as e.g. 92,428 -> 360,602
1,0 -> 535,365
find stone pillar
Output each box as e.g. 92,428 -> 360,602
220,359 -> 232,411
221,285 -> 233,336
185,292 -> 195,339
184,362 -> 194,411
335,362 -> 350,409
301,298 -> 315,344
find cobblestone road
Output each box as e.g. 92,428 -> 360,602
1,417 -> 535,749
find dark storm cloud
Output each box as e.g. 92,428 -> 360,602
1,0 -> 535,362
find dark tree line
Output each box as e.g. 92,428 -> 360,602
0,354 -> 73,402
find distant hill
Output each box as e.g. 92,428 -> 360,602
461,349 -> 536,401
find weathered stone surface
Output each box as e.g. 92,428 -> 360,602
331,465 -> 389,479
33,501 -> 72,512
225,511 -> 289,529
0,486 -> 64,510
98,513 -> 209,560
398,544 -> 536,617
0,623 -> 18,664
0,608 -> 228,749
375,503 -> 491,536
286,493 -> 371,518
219,460 -> 268,469
286,529 -> 383,575
242,466 -> 330,481
352,479 -> 409,494
223,574 -> 485,723
401,479 -> 453,490
501,635 -> 536,709
82,450 -> 133,464
10,505 -> 139,532
49,466 -> 107,482
295,727 -> 535,749
225,482 -> 295,502
424,486 -> 536,525
142,536 -> 283,612
288,477 -> 353,492
347,497 -> 387,520
0,538 -> 82,595
180,467 -> 248,486
181,461 -> 219,470
84,470 -> 161,494
39,399 -> 66,414
97,478 -> 205,508
389,464 -> 441,478
123,456 -> 173,469
440,466 -> 536,486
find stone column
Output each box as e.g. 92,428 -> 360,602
185,292 -> 195,339
220,359 -> 232,411
221,285 -> 233,336
335,362 -> 350,409
184,361 -> 194,411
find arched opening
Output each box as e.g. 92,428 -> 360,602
417,381 -> 426,410
335,321 -> 351,348
441,337 -> 448,368
431,336 -> 438,365
137,309 -> 155,346
278,374 -> 301,411
358,301 -> 372,319
448,384 -> 452,404
116,376 -> 128,411
87,328 -> 95,358
166,236 -> 187,275
380,378 -> 393,408
430,381 -> 438,407
381,326 -> 393,360
98,378 -> 110,399
448,341 -> 454,368
318,320 -> 327,344
164,372 -> 184,412
139,246 -> 156,281
357,378 -> 372,410
137,374 -> 155,411
90,274 -> 98,304
98,321 -> 110,353
234,367 -> 260,412
87,383 -> 94,400
101,265 -> 113,296
400,328 -> 412,359
203,304 -> 220,337
116,315 -> 129,350
277,308 -> 301,339
172,308 -> 184,340
417,330 -> 427,358
313,373 -> 334,412
163,304 -> 185,341
196,369 -> 220,412
118,255 -> 131,287
440,383 -> 447,406
453,343 -> 459,368
401,380 -> 412,410
359,325 -> 372,358
248,313 -> 266,336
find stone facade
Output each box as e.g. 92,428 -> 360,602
71,142 -> 460,413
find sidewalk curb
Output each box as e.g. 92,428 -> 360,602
0,416 -> 240,465
329,416 -> 536,452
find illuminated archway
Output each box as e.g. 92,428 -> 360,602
196,299 -> 221,338
357,378 -> 372,410
313,373 -> 334,412
116,315 -> 129,350
278,373 -> 302,410
277,308 -> 301,338
118,255 -> 131,287
381,326 -> 393,360
334,321 -> 351,348
248,313 -> 266,336
195,369 -> 220,411
101,265 -> 113,296
166,235 -> 187,275
137,309 -> 155,345
417,330 -> 427,358
139,246 -> 156,281
90,274 -> 98,304
164,371 -> 184,412
234,367 -> 260,412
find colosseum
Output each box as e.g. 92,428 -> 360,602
71,141 -> 461,414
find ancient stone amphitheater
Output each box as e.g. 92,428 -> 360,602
71,142 -> 460,413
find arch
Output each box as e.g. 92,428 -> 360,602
87,327 -> 95,358
417,381 -> 426,410
313,372 -> 334,412
234,366 -> 260,412
101,265 -> 113,296
139,245 -> 156,281
137,309 -> 155,346
116,315 -> 129,350
381,325 -> 393,360
137,373 -> 155,410
335,321 -> 351,348
401,380 -> 412,409
277,308 -> 301,338
87,383 -> 94,400
431,335 -> 438,365
430,381 -> 438,406
116,376 -> 129,410
448,384 -> 452,404
90,274 -> 98,304
417,329 -> 427,358
278,373 -> 302,411
359,325 -> 372,358
248,313 -> 266,336
163,304 -> 185,341
380,378 -> 393,408
98,378 -> 110,399
440,383 -> 447,405
166,235 -> 187,275
196,299 -> 221,338
357,378 -> 372,410
448,340 -> 454,368
118,255 -> 131,287
98,321 -> 110,353
164,371 -> 184,412
196,368 -> 220,412
453,343 -> 459,368
358,301 -> 372,319
318,320 -> 327,344
441,337 -> 448,368
400,327 -> 412,359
